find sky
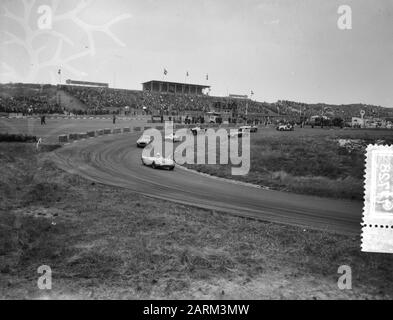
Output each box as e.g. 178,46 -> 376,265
0,0 -> 392,107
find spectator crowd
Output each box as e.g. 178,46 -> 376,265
0,96 -> 63,115
2,83 -> 392,124
0,83 -> 62,115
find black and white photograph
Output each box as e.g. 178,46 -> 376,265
0,0 -> 393,305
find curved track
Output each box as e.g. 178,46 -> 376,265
51,133 -> 362,235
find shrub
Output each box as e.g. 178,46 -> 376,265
0,133 -> 37,143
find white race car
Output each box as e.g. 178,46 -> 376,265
191,126 -> 205,136
164,133 -> 182,142
137,135 -> 152,148
141,153 -> 175,170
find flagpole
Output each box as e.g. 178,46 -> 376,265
205,74 -> 209,95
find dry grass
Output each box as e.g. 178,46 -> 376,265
1,142 -> 393,299
184,127 -> 393,200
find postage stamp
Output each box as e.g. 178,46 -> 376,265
362,145 -> 393,253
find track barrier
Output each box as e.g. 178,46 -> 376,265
58,135 -> 68,143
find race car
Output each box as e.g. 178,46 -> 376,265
141,153 -> 175,170
228,129 -> 249,138
136,135 -> 152,148
190,126 -> 205,136
239,125 -> 258,133
276,124 -> 294,131
164,133 -> 182,142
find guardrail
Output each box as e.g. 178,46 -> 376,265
58,123 -> 256,144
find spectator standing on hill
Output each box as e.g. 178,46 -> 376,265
36,137 -> 42,151
40,115 -> 46,125
113,113 -> 116,124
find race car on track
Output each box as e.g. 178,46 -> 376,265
141,153 -> 175,170
164,133 -> 182,142
136,135 -> 152,148
276,124 -> 294,131
239,125 -> 258,133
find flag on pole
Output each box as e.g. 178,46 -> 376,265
163,68 -> 168,75
58,68 -> 62,85
250,90 -> 254,96
206,74 -> 208,80
186,71 -> 189,77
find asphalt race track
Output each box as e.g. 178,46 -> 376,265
51,133 -> 363,235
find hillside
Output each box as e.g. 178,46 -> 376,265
1,83 -> 392,119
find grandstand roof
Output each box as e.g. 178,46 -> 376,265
142,80 -> 210,88
142,80 -> 210,95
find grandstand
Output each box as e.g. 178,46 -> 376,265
57,80 -> 278,123
0,83 -> 62,115
142,80 -> 209,95
1,81 -> 393,125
